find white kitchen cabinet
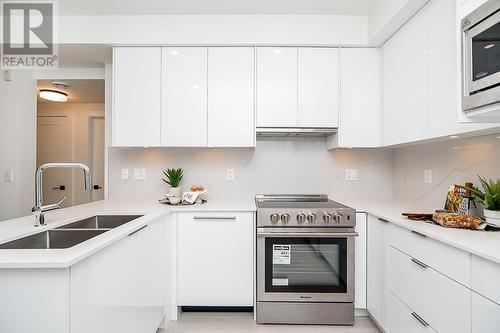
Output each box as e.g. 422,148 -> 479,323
389,246 -> 471,333
337,48 -> 380,148
162,47 -> 208,147
208,47 -> 255,147
389,292 -> 438,333
472,292 -> 500,333
355,212 -> 367,309
113,47 -> 162,147
471,255 -> 500,305
256,47 -> 297,128
366,215 -> 390,329
177,212 -> 254,306
298,48 -> 339,128
381,8 -> 427,146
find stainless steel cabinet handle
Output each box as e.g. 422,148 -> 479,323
411,230 -> 427,238
128,225 -> 147,236
193,216 -> 236,220
411,312 -> 429,326
411,257 -> 428,269
378,218 -> 389,223
257,232 -> 358,238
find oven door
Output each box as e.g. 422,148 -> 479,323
257,228 -> 356,303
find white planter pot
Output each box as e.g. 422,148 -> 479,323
484,209 -> 500,228
169,187 -> 182,198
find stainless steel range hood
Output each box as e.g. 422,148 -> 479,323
256,127 -> 337,137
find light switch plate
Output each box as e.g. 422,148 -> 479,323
134,168 -> 146,180
121,169 -> 129,180
345,169 -> 358,181
424,170 -> 433,184
226,168 -> 235,181
3,169 -> 13,182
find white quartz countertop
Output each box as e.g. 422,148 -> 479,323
0,197 -> 256,268
335,198 -> 500,265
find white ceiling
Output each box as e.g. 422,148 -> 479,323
59,0 -> 378,15
37,80 -> 105,104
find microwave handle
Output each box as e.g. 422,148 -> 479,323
257,231 -> 358,238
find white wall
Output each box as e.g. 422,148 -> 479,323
0,71 -> 36,220
59,15 -> 368,46
108,138 -> 394,202
394,133 -> 500,207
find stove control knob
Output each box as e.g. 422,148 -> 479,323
281,214 -> 290,224
270,214 -> 280,224
333,212 -> 343,223
323,213 -> 334,223
296,213 -> 306,224
307,213 -> 317,223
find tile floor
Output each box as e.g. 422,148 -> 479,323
160,312 -> 381,333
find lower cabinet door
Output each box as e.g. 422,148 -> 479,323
178,212 -> 254,306
70,235 -> 138,333
472,292 -> 500,333
389,292 -> 437,333
136,217 -> 167,332
355,213 -> 367,309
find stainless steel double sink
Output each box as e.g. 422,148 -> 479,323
0,215 -> 143,249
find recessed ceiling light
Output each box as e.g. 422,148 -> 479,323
39,89 -> 68,102
171,50 -> 179,55
273,49 -> 281,54
484,44 -> 495,49
449,135 -> 459,139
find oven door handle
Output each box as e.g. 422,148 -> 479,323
257,232 -> 358,238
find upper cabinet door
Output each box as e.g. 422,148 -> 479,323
113,47 -> 161,147
339,48 -> 380,147
298,48 -> 339,128
256,47 -> 298,127
208,47 -> 255,147
162,47 -> 208,147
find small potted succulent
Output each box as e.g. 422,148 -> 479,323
464,176 -> 500,227
162,168 -> 184,199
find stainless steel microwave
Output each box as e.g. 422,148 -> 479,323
462,0 -> 500,111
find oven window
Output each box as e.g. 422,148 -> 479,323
264,237 -> 347,293
472,21 -> 500,82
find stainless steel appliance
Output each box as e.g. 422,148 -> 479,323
462,0 -> 500,111
255,194 -> 357,325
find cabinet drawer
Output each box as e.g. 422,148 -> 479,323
472,292 -> 500,333
390,247 -> 471,333
389,224 -> 470,286
177,211 -> 254,306
472,255 -> 500,304
389,292 -> 437,333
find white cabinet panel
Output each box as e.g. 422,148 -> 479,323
382,9 -> 427,145
355,213 -> 367,309
71,235 -> 138,333
471,255 -> 500,305
339,48 -> 380,147
113,47 -> 161,147
178,212 -> 254,306
389,292 -> 438,333
366,215 -> 389,329
390,246 -> 471,333
298,48 -> 339,128
162,47 -> 208,147
256,47 -> 298,127
208,47 -> 255,147
137,218 -> 167,333
472,292 -> 500,333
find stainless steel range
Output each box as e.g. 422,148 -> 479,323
256,194 -> 357,325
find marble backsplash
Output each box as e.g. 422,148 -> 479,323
393,133 -> 500,208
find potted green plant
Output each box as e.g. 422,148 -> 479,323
464,176 -> 500,227
162,168 -> 184,199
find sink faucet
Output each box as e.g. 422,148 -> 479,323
32,163 -> 92,226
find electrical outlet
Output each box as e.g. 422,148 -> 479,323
345,169 -> 358,181
121,169 -> 129,180
134,168 -> 146,180
226,168 -> 235,181
424,170 -> 433,184
3,169 -> 13,182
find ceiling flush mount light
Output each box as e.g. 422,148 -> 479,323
39,89 -> 68,102
449,135 -> 459,139
484,43 -> 495,49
